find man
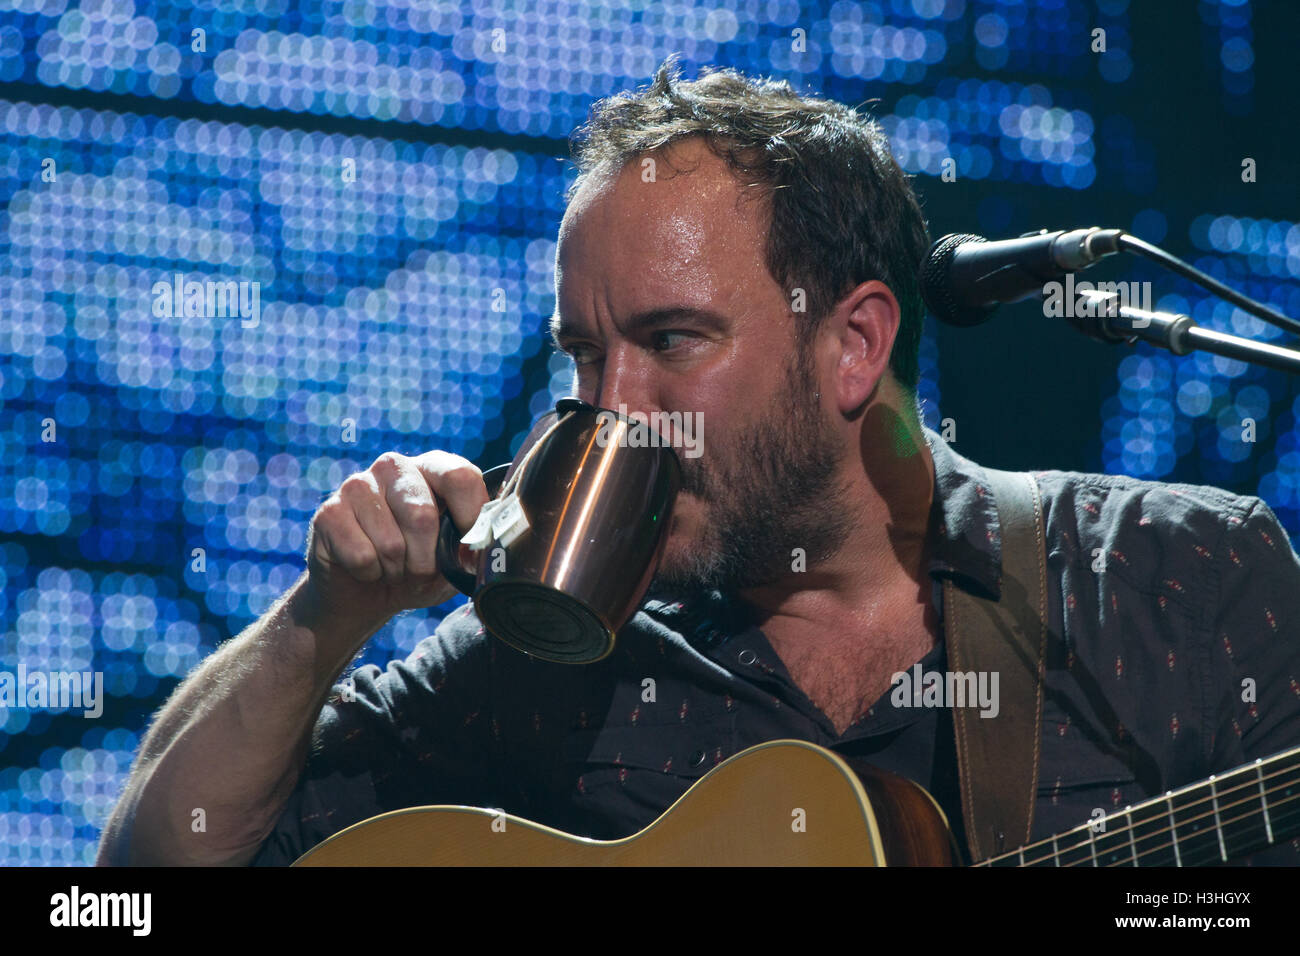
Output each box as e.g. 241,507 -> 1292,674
98,58 -> 1300,867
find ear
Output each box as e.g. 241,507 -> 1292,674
828,280 -> 900,417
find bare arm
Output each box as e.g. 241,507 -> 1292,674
95,451 -> 489,866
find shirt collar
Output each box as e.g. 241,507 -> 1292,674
922,426 -> 1004,601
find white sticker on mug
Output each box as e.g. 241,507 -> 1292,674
490,491 -> 530,547
460,500 -> 500,551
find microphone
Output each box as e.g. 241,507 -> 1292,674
920,227 -> 1124,327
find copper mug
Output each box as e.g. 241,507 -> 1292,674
435,399 -> 682,664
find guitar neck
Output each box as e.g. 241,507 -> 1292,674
979,744 -> 1300,867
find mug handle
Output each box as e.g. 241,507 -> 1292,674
435,463 -> 511,595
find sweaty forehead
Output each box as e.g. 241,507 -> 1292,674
556,140 -> 772,306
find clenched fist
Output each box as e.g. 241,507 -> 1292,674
300,450 -> 491,623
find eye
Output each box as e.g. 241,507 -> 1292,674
651,330 -> 691,351
565,342 -> 599,366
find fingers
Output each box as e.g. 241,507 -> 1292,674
308,490 -> 384,583
377,453 -> 440,578
337,467 -> 407,582
409,450 -> 491,538
309,450 -> 490,593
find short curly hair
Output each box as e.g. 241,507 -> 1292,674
566,54 -> 931,392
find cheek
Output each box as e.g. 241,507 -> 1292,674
687,433 -> 740,492
665,493 -> 705,541
677,454 -> 718,498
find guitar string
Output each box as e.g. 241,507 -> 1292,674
1072,785 -> 1300,867
1021,773 -> 1300,867
1000,753 -> 1300,865
975,776 -> 1295,868
1015,767 -> 1300,867
998,785 -> 1300,868
982,759 -> 1300,867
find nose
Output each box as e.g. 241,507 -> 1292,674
589,343 -> 659,419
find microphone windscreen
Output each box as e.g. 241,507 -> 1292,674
920,233 -> 995,327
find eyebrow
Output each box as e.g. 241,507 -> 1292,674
549,306 -> 730,348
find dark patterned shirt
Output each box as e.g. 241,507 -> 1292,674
252,428 -> 1300,866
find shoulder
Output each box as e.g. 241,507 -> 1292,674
1028,467 -> 1271,559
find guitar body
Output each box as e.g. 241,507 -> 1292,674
293,739 -> 958,866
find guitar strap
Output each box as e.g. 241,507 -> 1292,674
941,468 -> 1047,863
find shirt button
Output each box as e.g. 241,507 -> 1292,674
690,749 -> 706,767
738,649 -> 757,665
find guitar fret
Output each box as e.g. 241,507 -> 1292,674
1165,793 -> 1182,866
1094,811 -> 1135,866
1018,846 -> 1025,866
1051,834 -> 1059,866
1129,799 -> 1177,866
1267,757 -> 1300,845
1256,760 -> 1274,845
1171,783 -> 1229,866
1208,776 -> 1227,862
1053,824 -> 1098,866
1216,763 -> 1272,859
1089,825 -> 1098,866
1125,808 -> 1138,866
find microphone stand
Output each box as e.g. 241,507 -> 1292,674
1065,290 -> 1300,377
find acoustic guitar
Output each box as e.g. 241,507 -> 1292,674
292,738 -> 1300,866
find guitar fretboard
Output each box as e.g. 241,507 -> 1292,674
978,744 -> 1300,867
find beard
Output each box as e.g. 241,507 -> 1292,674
650,345 -> 854,595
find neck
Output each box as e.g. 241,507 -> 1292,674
738,391 -> 937,642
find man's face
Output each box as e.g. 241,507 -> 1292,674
552,138 -> 852,593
